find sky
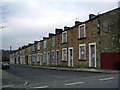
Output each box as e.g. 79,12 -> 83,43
0,0 -> 119,50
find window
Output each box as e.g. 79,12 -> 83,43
62,48 -> 67,61
79,44 -> 86,60
62,31 -> 67,43
43,40 -> 47,49
43,52 -> 47,63
103,22 -> 108,33
52,37 -> 55,47
78,24 -> 86,39
32,45 -> 35,52
20,50 -> 21,54
51,50 -> 55,61
37,42 -> 40,50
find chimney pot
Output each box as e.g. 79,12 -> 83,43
89,14 -> 96,19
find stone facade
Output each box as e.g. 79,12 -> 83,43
10,7 -> 120,69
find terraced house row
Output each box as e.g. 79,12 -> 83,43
10,8 -> 120,69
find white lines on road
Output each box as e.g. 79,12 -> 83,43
65,82 -> 85,86
99,77 -> 114,81
33,86 -> 48,88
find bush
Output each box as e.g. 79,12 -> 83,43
115,60 -> 120,70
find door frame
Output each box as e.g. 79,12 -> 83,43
89,43 -> 96,67
47,51 -> 50,65
40,53 -> 42,66
68,47 -> 74,67
56,50 -> 60,66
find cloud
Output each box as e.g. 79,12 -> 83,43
2,1 -> 118,50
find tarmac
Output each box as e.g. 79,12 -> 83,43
2,70 -> 28,89
2,64 -> 119,89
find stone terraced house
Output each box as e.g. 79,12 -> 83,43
10,7 -> 120,69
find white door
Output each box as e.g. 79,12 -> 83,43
68,47 -> 74,67
89,43 -> 96,67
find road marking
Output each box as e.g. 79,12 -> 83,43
65,82 -> 85,86
99,77 -> 114,81
33,86 -> 48,88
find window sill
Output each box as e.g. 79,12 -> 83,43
62,60 -> 67,62
78,37 -> 86,40
62,42 -> 67,44
79,59 -> 86,61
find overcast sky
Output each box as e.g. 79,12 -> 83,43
1,0 -> 119,50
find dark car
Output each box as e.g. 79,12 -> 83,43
2,63 -> 10,69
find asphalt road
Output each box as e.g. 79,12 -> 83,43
4,65 -> 119,89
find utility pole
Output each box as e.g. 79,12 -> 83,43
0,1 -> 8,29
118,1 -> 120,7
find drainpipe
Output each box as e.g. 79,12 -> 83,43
97,12 -> 101,68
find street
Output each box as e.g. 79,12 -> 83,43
3,65 -> 119,89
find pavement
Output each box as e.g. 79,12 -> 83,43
2,70 -> 28,89
13,64 -> 119,74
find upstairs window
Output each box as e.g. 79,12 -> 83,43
62,31 -> 67,43
79,44 -> 86,60
43,40 -> 47,49
52,36 -> 55,47
103,22 -> 108,33
62,48 -> 67,61
32,45 -> 35,52
37,42 -> 40,50
78,24 -> 86,39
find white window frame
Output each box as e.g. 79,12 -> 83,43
52,36 -> 55,47
62,31 -> 67,43
62,48 -> 67,61
32,45 -> 35,52
43,40 -> 47,49
37,42 -> 40,50
78,24 -> 86,38
79,44 -> 86,60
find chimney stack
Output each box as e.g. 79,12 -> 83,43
64,26 -> 70,30
49,33 -> 55,38
89,14 -> 96,20
55,28 -> 63,34
75,21 -> 82,26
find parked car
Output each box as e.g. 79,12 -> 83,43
2,63 -> 10,69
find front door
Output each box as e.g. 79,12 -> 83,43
56,50 -> 60,66
40,53 -> 42,66
89,43 -> 96,67
68,47 -> 73,67
25,56 -> 28,65
47,52 -> 50,65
